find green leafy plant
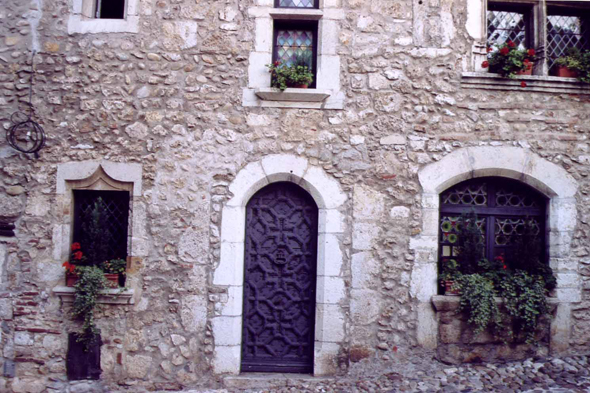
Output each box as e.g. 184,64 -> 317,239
71,265 -> 107,351
482,41 -> 536,80
456,273 -> 502,336
439,258 -> 460,281
100,258 -> 127,275
555,48 -> 590,83
266,60 -> 314,91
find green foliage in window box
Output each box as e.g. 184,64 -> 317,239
482,41 -> 536,79
99,258 -> 127,275
445,212 -> 555,344
555,48 -> 590,83
71,265 -> 108,351
266,60 -> 314,91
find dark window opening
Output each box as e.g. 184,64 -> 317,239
438,177 -> 548,287
98,0 -> 126,19
275,0 -> 319,9
67,332 -> 102,380
487,3 -> 533,50
72,190 -> 130,265
272,20 -> 318,88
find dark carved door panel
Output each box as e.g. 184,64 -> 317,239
241,182 -> 318,374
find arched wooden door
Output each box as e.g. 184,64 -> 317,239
241,182 -> 318,374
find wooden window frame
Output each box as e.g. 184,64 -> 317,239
487,2 -> 535,49
274,0 -> 319,10
438,178 -> 548,269
272,20 -> 319,89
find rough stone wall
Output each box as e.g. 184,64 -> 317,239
0,0 -> 588,391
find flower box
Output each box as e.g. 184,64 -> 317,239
443,280 -> 461,295
65,272 -> 120,288
553,65 -> 578,78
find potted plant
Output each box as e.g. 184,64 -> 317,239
553,48 -> 581,78
71,265 -> 108,350
266,60 -> 314,91
439,258 -> 461,295
99,258 -> 127,288
482,41 -> 536,83
63,242 -> 85,287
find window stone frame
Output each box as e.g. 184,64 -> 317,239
411,146 -> 579,355
52,161 -> 145,305
68,0 -> 139,34
243,0 -> 344,109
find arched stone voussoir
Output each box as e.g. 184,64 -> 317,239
418,146 -> 577,198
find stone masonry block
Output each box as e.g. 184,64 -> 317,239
317,233 -> 343,277
214,242 -> 245,286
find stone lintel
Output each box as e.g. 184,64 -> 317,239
269,9 -> 323,20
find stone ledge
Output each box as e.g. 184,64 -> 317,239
255,88 -> 330,102
269,9 -> 323,20
432,295 -> 559,312
53,286 -> 134,305
224,374 -> 335,389
461,72 -> 590,95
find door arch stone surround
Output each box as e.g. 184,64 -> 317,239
212,154 -> 348,376
410,146 -> 579,354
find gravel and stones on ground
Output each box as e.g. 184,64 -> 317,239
213,355 -> 590,393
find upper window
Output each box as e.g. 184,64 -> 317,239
486,1 -> 590,74
72,190 -> 130,263
96,0 -> 126,19
275,0 -> 318,9
487,3 -> 532,50
547,6 -> 590,69
272,20 -> 318,88
439,177 -> 547,268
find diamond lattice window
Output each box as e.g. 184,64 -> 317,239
276,0 -> 317,9
487,10 -> 527,49
274,28 -> 314,69
73,190 -> 130,263
547,14 -> 589,69
439,178 -> 547,272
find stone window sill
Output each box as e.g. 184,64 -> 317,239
255,88 -> 330,103
53,286 -> 134,305
432,295 -> 559,312
462,72 -> 590,94
269,9 -> 323,20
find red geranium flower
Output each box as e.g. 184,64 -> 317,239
62,261 -> 76,273
487,47 -> 493,53
507,41 -> 515,48
274,61 -> 281,66
71,242 -> 81,251
521,81 -> 527,88
500,47 -> 510,55
524,58 -> 530,64
528,49 -> 535,56
73,251 -> 83,260
503,265 -> 508,269
481,61 -> 489,68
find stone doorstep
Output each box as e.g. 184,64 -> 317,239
223,374 -> 336,390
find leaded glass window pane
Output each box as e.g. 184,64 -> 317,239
73,190 -> 130,263
277,0 -> 315,8
487,10 -> 527,50
547,14 -> 589,69
275,29 -> 314,69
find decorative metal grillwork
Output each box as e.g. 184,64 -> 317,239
440,216 -> 486,258
547,14 -> 589,68
496,187 -> 540,208
275,29 -> 314,69
495,217 -> 540,246
242,182 -> 317,373
441,182 -> 487,206
278,0 -> 315,8
487,10 -> 526,49
73,190 -> 130,262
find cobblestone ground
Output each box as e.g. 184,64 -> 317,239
213,356 -> 590,393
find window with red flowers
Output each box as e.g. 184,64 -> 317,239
72,190 -> 130,264
439,177 -> 547,276
486,1 -> 590,74
272,20 -> 319,88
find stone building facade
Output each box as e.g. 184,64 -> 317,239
0,0 -> 589,391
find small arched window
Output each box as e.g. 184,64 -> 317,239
439,177 -> 548,271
